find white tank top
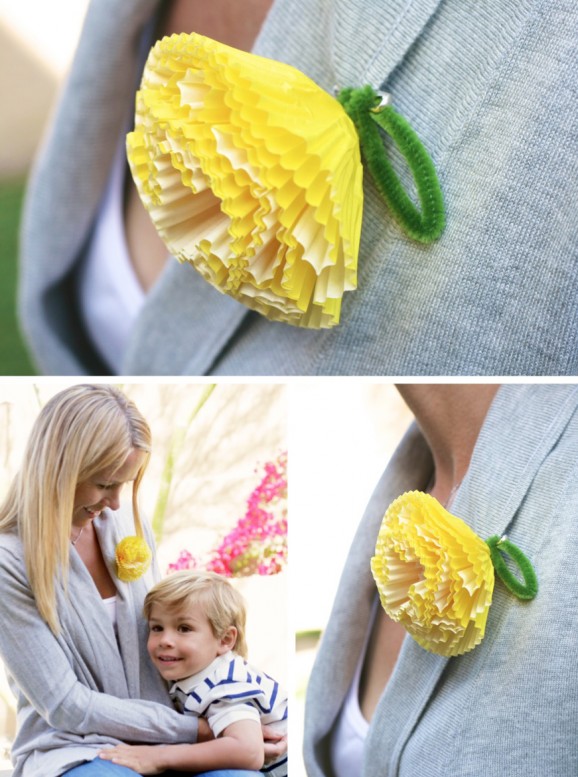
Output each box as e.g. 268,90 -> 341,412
102,594 -> 118,634
329,600 -> 377,777
78,135 -> 146,374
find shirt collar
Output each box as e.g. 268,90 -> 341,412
170,652 -> 235,695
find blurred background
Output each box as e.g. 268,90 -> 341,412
0,0 -> 90,374
290,383 -> 413,777
0,380 -> 287,769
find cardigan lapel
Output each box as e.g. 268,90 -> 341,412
454,384 -> 578,550
123,259 -> 250,375
331,0 -> 443,90
65,542 -> 129,695
23,0 -> 160,292
92,508 -> 159,698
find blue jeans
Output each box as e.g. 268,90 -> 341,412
64,761 -> 260,776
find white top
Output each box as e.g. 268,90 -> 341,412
78,137 -> 146,373
101,595 -> 118,633
330,601 -> 377,777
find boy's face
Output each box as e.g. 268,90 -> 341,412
147,602 -> 232,682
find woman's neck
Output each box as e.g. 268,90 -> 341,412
396,384 -> 500,506
158,0 -> 274,47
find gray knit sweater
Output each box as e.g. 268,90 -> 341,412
0,507 -> 197,777
19,0 -> 578,376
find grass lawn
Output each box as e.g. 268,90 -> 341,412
0,179 -> 36,375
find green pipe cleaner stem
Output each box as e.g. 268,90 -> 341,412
338,85 -> 445,244
486,535 -> 538,601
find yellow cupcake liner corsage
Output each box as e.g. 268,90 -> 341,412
127,33 -> 444,329
371,491 -> 538,657
115,536 -> 153,582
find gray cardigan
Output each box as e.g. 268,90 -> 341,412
19,0 -> 578,375
304,384 -> 578,775
0,507 -> 197,777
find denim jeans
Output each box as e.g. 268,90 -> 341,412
64,761 -> 260,777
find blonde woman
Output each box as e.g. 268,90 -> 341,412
0,385 -> 267,777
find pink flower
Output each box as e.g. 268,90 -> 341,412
167,453 -> 287,577
167,549 -> 196,573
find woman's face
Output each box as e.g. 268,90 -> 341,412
72,448 -> 146,526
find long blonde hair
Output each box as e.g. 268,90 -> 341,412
0,384 -> 151,634
144,571 -> 249,658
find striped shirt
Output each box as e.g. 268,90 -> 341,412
171,652 -> 287,777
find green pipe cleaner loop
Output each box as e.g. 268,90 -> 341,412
486,535 -> 538,601
337,85 -> 445,244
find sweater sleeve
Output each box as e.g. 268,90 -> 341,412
0,544 -> 198,745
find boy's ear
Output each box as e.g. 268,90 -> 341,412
218,626 -> 237,654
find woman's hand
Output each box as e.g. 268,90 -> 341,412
262,724 -> 287,763
98,745 -> 168,775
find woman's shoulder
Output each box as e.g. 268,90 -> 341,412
224,653 -> 280,686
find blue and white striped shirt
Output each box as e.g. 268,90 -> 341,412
171,652 -> 288,777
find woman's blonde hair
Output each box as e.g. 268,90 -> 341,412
0,384 -> 151,635
144,570 -> 248,658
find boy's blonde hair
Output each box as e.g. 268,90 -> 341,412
0,384 -> 151,635
144,570 -> 248,658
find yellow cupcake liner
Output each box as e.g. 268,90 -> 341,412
115,536 -> 153,582
371,491 -> 495,657
127,32 -> 363,328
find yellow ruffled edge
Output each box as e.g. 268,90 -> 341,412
371,491 -> 495,657
126,32 -> 363,328
115,536 -> 153,582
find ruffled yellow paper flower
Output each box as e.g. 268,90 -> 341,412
127,32 -> 362,328
115,536 -> 153,582
371,491 -> 495,657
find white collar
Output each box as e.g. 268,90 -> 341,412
170,651 -> 236,695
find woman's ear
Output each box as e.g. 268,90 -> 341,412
218,626 -> 238,654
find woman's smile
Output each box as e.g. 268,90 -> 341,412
72,448 -> 146,527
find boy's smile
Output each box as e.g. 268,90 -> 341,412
147,601 -> 232,682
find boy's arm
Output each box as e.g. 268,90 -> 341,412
99,719 -> 264,775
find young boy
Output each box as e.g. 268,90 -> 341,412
99,570 -> 287,776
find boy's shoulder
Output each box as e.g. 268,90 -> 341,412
211,653 -> 278,686
171,652 -> 278,696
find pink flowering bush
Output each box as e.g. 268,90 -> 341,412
167,549 -> 197,572
168,452 -> 287,577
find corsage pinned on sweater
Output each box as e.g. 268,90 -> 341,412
127,33 -> 444,329
115,536 -> 152,582
371,491 -> 538,657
